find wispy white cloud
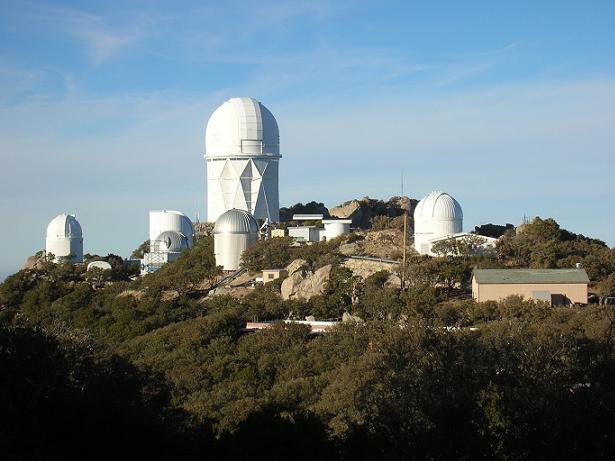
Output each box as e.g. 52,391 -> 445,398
7,1 -> 152,65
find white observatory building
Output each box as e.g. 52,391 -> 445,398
205,97 -> 281,223
214,209 -> 259,271
45,214 -> 83,263
142,210 -> 194,273
149,210 -> 194,248
322,219 -> 352,241
414,191 -> 463,255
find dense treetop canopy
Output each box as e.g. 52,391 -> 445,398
1,217 -> 615,459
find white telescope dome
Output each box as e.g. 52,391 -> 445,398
414,191 -> 463,220
46,213 -> 82,239
45,213 -> 83,263
154,230 -> 190,252
414,192 -> 463,255
205,97 -> 280,158
87,261 -> 112,271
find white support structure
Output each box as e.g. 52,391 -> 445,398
205,97 -> 281,223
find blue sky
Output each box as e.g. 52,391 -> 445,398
1,0 -> 614,279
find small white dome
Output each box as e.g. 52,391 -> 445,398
149,210 -> 193,248
414,191 -> 463,221
214,209 -> 259,235
205,97 -> 280,158
154,231 -> 189,252
87,261 -> 112,271
46,214 -> 82,239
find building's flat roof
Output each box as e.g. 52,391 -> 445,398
293,214 -> 324,220
473,268 -> 589,284
262,268 -> 287,272
322,219 -> 352,224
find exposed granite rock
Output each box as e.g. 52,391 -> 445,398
287,258 -> 309,276
281,263 -> 332,301
22,253 -> 46,270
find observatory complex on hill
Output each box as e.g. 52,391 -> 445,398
205,97 -> 281,223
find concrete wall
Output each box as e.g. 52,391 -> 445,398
472,278 -> 588,305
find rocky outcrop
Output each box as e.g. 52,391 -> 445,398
329,200 -> 362,220
287,259 -> 308,276
22,252 -> 46,270
281,261 -> 332,301
342,258 -> 400,287
329,196 -> 417,229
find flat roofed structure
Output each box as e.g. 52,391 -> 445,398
244,320 -> 338,334
270,228 -> 287,238
292,214 -> 324,221
262,268 -> 288,283
472,268 -> 589,305
288,226 -> 321,242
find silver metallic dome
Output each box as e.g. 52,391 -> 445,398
153,230 -> 189,252
214,209 -> 259,235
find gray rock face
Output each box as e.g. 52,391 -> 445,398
281,262 -> 332,301
287,258 -> 308,276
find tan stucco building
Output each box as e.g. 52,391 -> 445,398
262,268 -> 288,284
472,268 -> 589,305
271,228 -> 288,238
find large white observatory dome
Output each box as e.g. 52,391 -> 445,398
205,97 -> 281,223
414,191 -> 463,255
45,213 -> 83,263
205,97 -> 280,157
213,209 -> 259,271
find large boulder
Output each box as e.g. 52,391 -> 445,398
287,258 -> 309,276
281,264 -> 332,301
22,252 -> 46,270
329,196 -> 417,229
329,200 -> 362,220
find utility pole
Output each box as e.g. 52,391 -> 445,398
401,169 -> 406,290
402,210 -> 407,290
